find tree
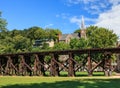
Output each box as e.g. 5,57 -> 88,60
53,42 -> 70,50
13,35 -> 31,52
87,26 -> 118,48
0,35 -> 15,54
73,26 -> 118,48
45,28 -> 62,42
70,38 -> 88,49
0,12 -> 7,32
26,26 -> 45,41
8,29 -> 24,38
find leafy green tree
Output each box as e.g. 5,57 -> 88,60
26,26 -> 45,41
45,28 -> 62,42
0,36 -> 15,53
53,42 -> 70,50
73,26 -> 118,48
8,29 -> 24,38
87,26 -> 118,48
74,28 -> 80,33
70,38 -> 88,49
13,35 -> 31,52
41,42 -> 49,50
0,12 -> 7,32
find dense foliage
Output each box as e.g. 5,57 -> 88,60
87,26 -> 118,48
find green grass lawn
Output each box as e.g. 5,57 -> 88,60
45,71 -> 106,77
0,76 -> 120,88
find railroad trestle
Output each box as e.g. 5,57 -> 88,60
0,47 -> 120,76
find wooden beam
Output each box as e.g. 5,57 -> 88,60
50,54 -> 59,76
19,55 -> 33,76
53,58 -> 68,72
34,54 -> 45,76
19,55 -> 27,76
0,47 -> 120,57
5,56 -> 14,75
87,53 -> 92,76
68,53 -> 75,77
34,54 -> 39,75
104,53 -> 112,76
91,61 -> 103,72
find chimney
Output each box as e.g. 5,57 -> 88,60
57,33 -> 62,42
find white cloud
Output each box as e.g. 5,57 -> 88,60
56,13 -> 70,19
67,0 -> 81,4
67,0 -> 94,4
70,16 -> 97,28
44,24 -> 54,28
83,0 -> 94,4
95,4 -> 120,35
109,0 -> 120,5
70,16 -> 81,27
67,0 -> 109,14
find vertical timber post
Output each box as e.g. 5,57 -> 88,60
104,53 -> 112,76
39,55 -> 45,76
0,58 -> 1,75
68,52 -> 75,77
19,55 -> 27,76
50,54 -> 59,76
54,54 -> 60,76
108,58 -> 112,76
116,54 -> 120,72
34,54 -> 45,76
50,54 -> 54,76
5,56 -> 13,75
34,54 -> 40,76
87,52 -> 92,76
26,56 -> 32,76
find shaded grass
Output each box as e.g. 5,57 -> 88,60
0,76 -> 120,88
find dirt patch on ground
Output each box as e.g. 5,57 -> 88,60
110,72 -> 120,78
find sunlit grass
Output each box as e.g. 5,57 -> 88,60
0,72 -> 118,88
0,76 -> 120,88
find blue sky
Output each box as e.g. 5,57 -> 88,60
0,0 -> 120,34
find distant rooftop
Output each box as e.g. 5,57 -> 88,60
59,34 -> 70,41
71,33 -> 80,39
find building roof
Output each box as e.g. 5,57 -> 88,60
71,33 -> 80,39
59,34 -> 70,41
59,33 -> 80,41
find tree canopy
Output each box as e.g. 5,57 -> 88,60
72,26 -> 118,49
87,26 -> 118,48
0,12 -> 7,32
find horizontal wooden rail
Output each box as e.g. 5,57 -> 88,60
0,47 -> 120,57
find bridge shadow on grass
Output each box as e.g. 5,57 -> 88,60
1,79 -> 120,88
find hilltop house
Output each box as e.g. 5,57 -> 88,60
33,16 -> 86,47
33,39 -> 54,47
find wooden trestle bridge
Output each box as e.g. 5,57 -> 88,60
0,47 -> 120,77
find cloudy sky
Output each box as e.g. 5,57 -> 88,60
0,0 -> 120,35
